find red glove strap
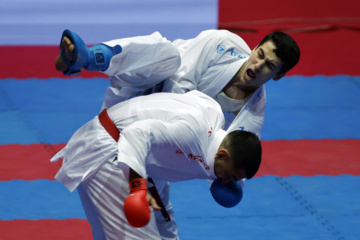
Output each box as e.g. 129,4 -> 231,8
129,178 -> 147,192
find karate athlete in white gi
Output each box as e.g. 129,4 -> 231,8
50,90 -> 262,240
55,29 -> 300,134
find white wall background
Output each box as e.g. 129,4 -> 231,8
0,0 -> 218,45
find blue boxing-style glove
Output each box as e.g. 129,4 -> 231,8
210,178 -> 243,208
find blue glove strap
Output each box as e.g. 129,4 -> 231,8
86,44 -> 122,72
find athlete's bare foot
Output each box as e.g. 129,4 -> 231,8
55,36 -> 75,72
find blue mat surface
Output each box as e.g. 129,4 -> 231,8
1,176 -> 359,239
1,73 -> 359,240
262,75 -> 360,140
1,76 -> 360,144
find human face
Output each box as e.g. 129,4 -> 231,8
236,40 -> 285,89
214,150 -> 247,185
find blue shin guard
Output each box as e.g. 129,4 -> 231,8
60,29 -> 122,75
210,179 -> 243,208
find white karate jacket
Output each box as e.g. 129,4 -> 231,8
51,91 -> 226,192
102,29 -> 266,137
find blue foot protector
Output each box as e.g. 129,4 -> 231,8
210,179 -> 243,208
60,29 -> 122,75
60,29 -> 89,76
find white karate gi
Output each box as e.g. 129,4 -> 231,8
51,90 -> 226,240
101,29 -> 266,137
91,29 -> 265,239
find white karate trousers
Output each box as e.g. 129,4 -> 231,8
77,158 -> 178,240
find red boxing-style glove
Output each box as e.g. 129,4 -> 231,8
124,178 -> 151,228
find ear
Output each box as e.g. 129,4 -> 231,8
273,72 -> 286,81
215,149 -> 230,160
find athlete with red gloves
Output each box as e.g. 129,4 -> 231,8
51,90 -> 261,239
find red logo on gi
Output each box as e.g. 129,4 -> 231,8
188,153 -> 209,170
176,149 -> 184,155
176,149 -> 209,170
208,127 -> 213,137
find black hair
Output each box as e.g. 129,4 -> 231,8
258,32 -> 300,74
222,130 -> 262,179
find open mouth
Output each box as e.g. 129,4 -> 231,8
246,69 -> 256,79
